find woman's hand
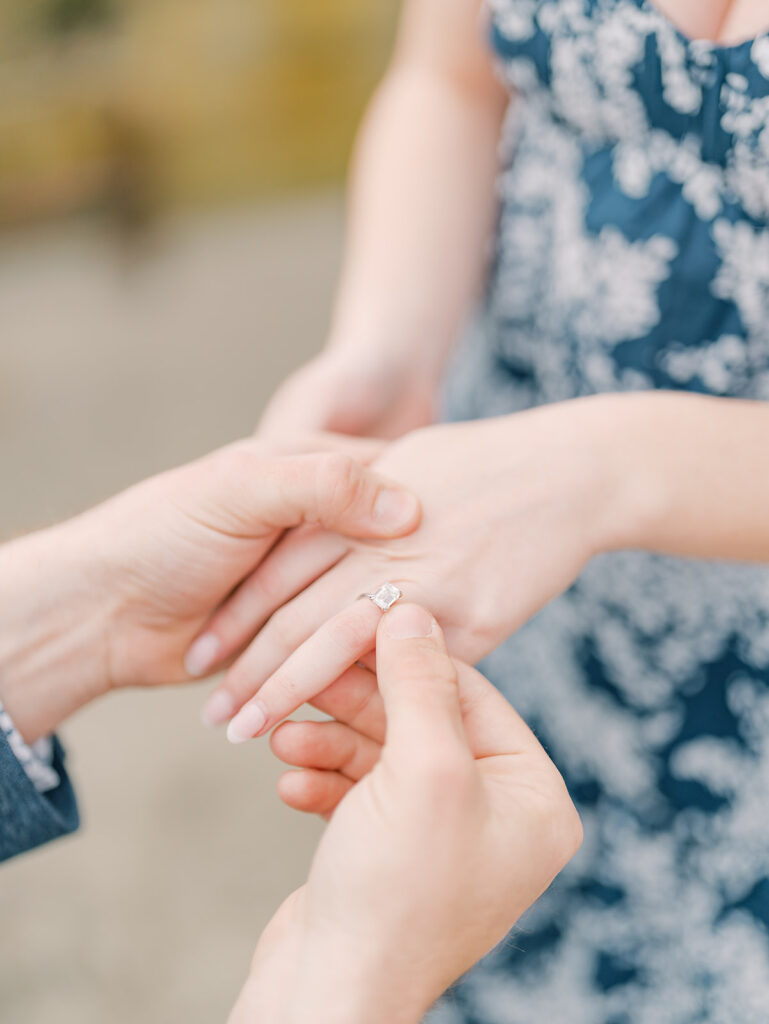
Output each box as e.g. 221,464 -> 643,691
0,440 -> 421,744
229,604 -> 582,1024
259,346 -> 439,440
195,397 -> 638,737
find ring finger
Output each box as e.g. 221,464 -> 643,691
225,590 -> 385,743
190,526 -> 348,682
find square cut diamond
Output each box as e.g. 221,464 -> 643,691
371,583 -> 402,611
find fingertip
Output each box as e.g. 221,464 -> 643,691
269,719 -> 290,750
226,701 -> 268,744
277,771 -> 321,812
276,770 -> 304,804
186,633 -> 222,678
277,769 -> 351,815
200,688 -> 236,729
269,720 -> 303,762
375,604 -> 462,746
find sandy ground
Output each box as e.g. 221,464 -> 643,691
0,195 -> 346,1023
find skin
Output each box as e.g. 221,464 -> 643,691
653,1 -> 769,45
190,0 -> 769,733
201,401 -> 622,733
257,0 -> 769,450
0,438 -> 421,744
10,6 -> 767,1017
195,393 -> 769,742
0,452 -> 581,1021
228,604 -> 582,1024
258,0 -> 507,441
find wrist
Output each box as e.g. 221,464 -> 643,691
326,317 -> 446,385
238,924 -> 432,1024
282,924 -> 435,1024
0,519 -> 114,743
572,393 -> 673,556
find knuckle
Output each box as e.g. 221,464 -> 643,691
347,682 -> 380,733
250,562 -> 283,608
395,652 -> 458,693
315,453 -> 366,524
269,669 -> 301,709
215,441 -> 261,483
295,722 -> 327,759
463,596 -> 505,650
456,681 -> 484,721
265,608 -> 297,654
331,611 -> 374,655
427,663 -> 461,697
225,584 -> 267,638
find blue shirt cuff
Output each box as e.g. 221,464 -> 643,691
0,722 -> 79,863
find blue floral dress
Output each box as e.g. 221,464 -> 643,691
435,2 -> 769,1021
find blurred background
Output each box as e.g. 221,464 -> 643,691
0,2 -> 397,1021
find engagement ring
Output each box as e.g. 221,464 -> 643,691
359,582 -> 403,612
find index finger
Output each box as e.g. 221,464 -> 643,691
453,661 -> 546,759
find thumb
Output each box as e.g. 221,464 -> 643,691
210,446 -> 421,540
376,604 -> 468,760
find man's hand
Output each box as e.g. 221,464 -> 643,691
231,604 -> 582,1024
0,439 -> 420,743
193,406 -> 614,738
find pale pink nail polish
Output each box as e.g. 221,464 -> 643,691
200,690 -> 236,729
226,701 -> 268,744
185,634 -> 221,677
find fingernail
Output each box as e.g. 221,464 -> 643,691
200,690 -> 236,729
373,488 -> 419,529
185,634 -> 221,677
226,701 -> 268,744
384,604 -> 435,639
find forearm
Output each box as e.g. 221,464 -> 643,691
234,961 -> 430,1024
0,520 -> 112,744
329,3 -> 507,377
597,392 -> 769,562
283,944 -> 432,1024
231,923 -> 432,1024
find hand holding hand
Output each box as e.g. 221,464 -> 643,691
0,441 -> 421,743
231,604 -> 582,1024
195,398 -> 632,738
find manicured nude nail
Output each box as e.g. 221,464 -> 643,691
384,604 -> 435,639
200,689 -> 236,729
226,701 -> 268,744
185,634 -> 221,677
373,489 -> 420,529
